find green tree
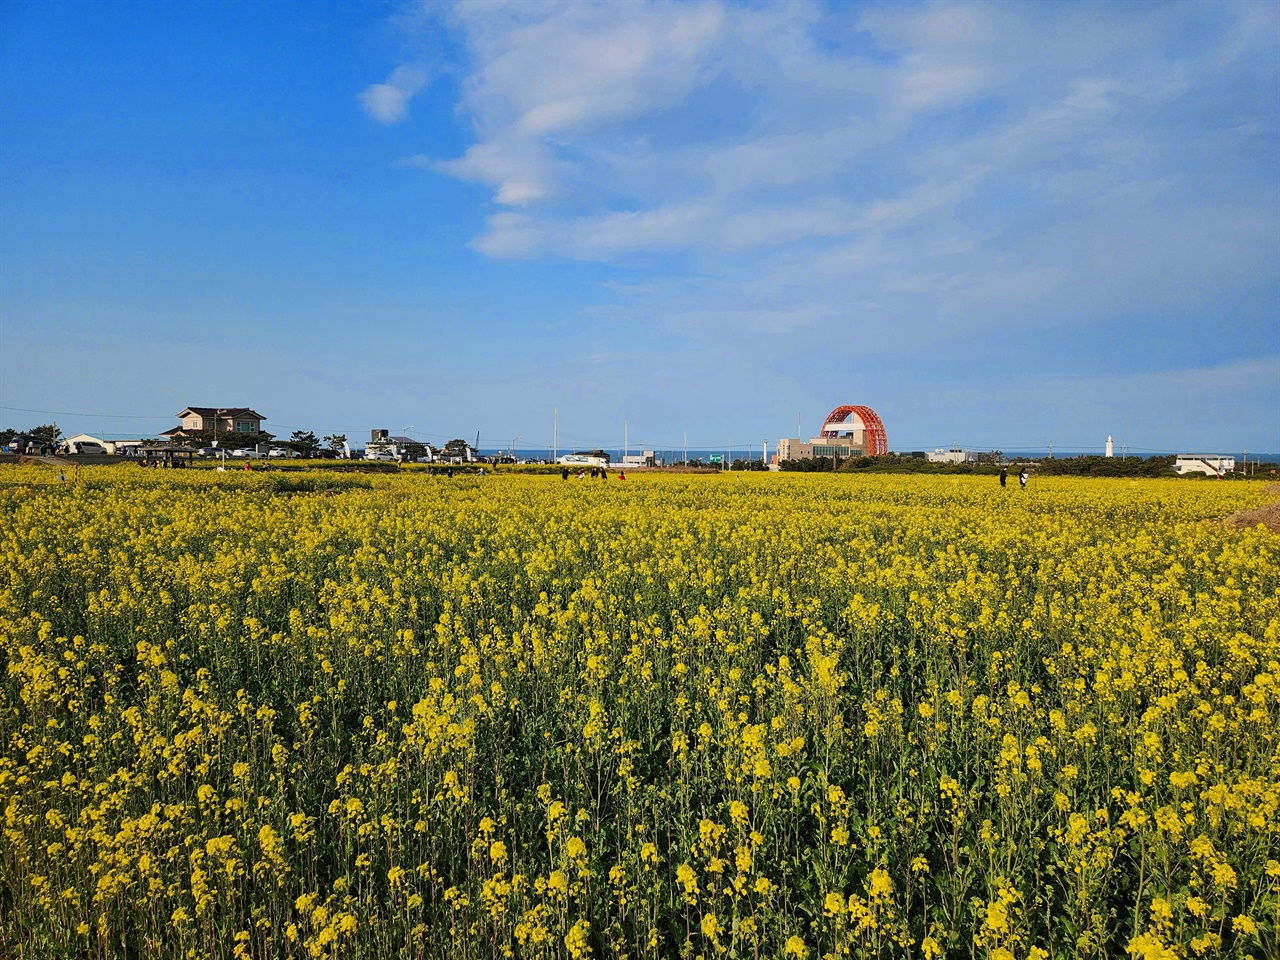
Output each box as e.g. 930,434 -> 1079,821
323,433 -> 348,454
28,424 -> 63,444
1,424 -> 63,450
289,430 -> 321,454
442,439 -> 471,459
178,429 -> 274,449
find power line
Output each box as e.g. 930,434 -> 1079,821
0,404 -> 171,420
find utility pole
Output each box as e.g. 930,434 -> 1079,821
763,438 -> 768,467
553,408 -> 557,462
1048,441 -> 1053,458
797,412 -> 801,440
683,431 -> 687,466
728,438 -> 732,470
1122,442 -> 1127,460
624,420 -> 628,459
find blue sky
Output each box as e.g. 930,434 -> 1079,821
2,0 -> 1277,455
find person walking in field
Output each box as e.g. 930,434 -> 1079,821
1019,467 -> 1029,490
999,465 -> 1007,487
561,466 -> 569,481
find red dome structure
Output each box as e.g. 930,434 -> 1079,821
819,405 -> 888,456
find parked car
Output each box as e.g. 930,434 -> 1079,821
364,450 -> 396,462
195,447 -> 225,458
63,440 -> 108,455
231,448 -> 266,459
268,448 -> 299,459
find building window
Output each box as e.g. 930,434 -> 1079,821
235,421 -> 254,433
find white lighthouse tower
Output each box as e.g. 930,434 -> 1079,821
1105,436 -> 1114,458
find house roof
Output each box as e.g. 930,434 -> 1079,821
176,407 -> 265,420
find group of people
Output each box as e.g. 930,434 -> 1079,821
999,465 -> 1030,489
6,438 -> 58,456
561,466 -> 625,481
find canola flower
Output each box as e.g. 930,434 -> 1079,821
0,466 -> 1276,959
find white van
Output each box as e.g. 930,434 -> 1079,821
64,440 -> 108,455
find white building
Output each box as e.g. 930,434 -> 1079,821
62,433 -> 109,454
1173,455 -> 1235,476
69,434 -> 146,455
926,446 -> 968,464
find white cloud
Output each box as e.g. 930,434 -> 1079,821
450,1 -> 724,135
371,0 -> 1277,431
470,212 -> 548,259
435,139 -> 563,205
569,199 -> 713,256
359,65 -> 429,123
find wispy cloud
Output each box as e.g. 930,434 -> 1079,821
359,64 -> 429,123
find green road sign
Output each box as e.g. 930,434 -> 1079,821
709,454 -> 723,463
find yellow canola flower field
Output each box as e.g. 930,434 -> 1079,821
0,467 -> 1276,960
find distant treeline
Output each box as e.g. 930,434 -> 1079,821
779,453 -> 1274,477
778,455 -> 1000,474
1031,454 -> 1176,477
